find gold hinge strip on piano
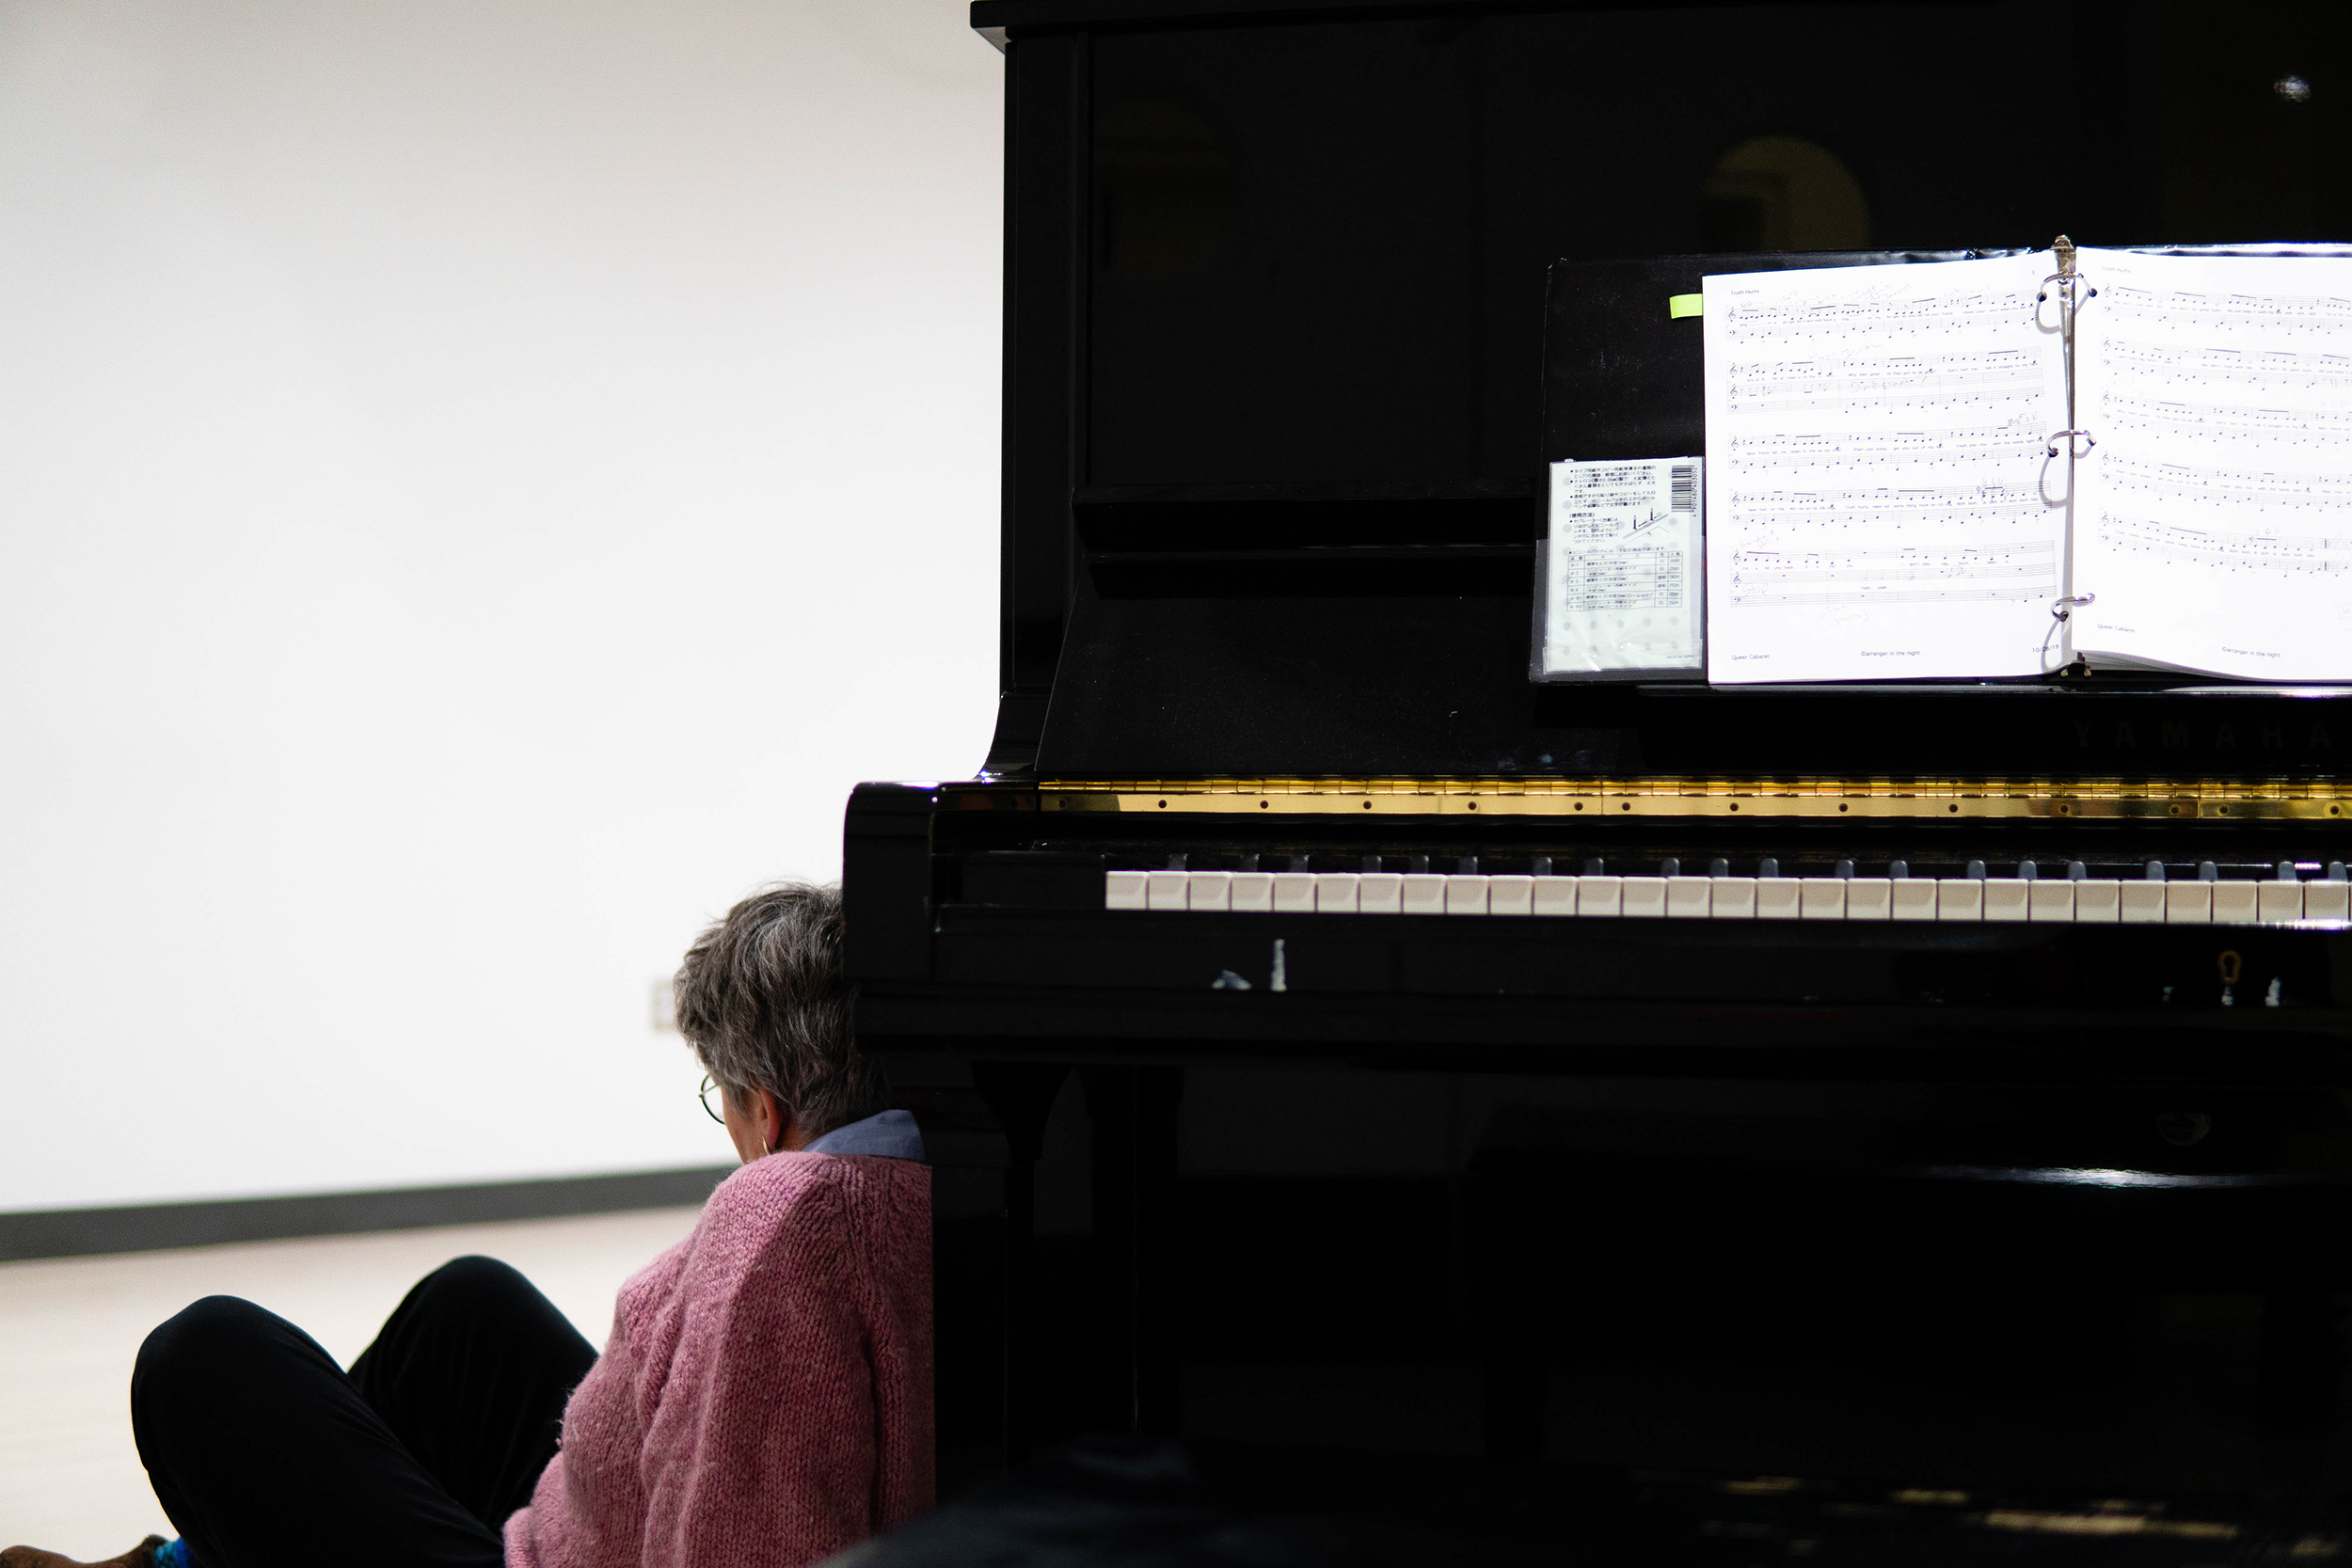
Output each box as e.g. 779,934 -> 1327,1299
1034,777 -> 2352,822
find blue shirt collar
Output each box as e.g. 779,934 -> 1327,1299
802,1107 -> 926,1163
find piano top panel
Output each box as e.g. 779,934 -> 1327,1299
988,0 -> 2352,781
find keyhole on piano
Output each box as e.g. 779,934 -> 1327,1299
2218,949 -> 2242,1007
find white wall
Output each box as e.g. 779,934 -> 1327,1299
0,0 -> 1003,1212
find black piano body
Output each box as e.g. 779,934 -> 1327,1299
843,0 -> 2352,1521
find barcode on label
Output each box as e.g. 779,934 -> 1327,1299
1670,464 -> 1697,513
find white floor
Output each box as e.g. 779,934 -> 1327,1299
0,1207 -> 703,1560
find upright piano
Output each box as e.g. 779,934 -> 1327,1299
844,0 -> 2352,1522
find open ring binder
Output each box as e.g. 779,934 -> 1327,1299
2038,236 -> 2096,664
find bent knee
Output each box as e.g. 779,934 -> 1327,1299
134,1295 -> 288,1406
402,1254 -> 539,1323
420,1254 -> 530,1296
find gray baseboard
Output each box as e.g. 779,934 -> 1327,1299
0,1165 -> 736,1262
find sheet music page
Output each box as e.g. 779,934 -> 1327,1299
2074,248 -> 2352,681
1703,253 -> 2069,683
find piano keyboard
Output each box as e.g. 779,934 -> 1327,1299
1104,865 -> 2352,925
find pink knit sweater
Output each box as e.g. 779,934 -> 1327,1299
503,1152 -> 933,1568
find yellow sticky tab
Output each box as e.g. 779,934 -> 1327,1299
1669,293 -> 1704,319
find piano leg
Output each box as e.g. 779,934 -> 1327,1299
1083,1065 -> 1185,1436
973,1063 -> 1072,1465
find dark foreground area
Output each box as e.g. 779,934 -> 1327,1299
855,1435 -> 2350,1566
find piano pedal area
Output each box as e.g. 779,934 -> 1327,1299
1104,850 -> 2352,925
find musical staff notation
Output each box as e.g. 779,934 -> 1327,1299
2099,393 -> 2352,450
1725,424 -> 2045,472
2097,512 -> 2352,576
1720,289 -> 2030,346
1726,494 -> 2048,539
1726,351 -> 2041,416
2103,285 -> 2352,337
2101,453 -> 2352,510
2102,338 -> 2352,392
1726,540 -> 2057,607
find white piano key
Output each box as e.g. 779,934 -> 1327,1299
1488,875 -> 1534,916
2307,881 -> 2351,923
1845,879 -> 1893,920
1231,872 -> 1276,912
1982,879 -> 2029,923
1400,873 -> 1447,915
1105,870 -> 1149,911
1665,876 -> 1712,918
1272,872 -> 1316,912
1576,875 -> 1622,917
2258,882 -> 2305,924
2074,880 -> 2121,922
1799,878 -> 1846,920
2165,883 -> 2212,924
1188,870 -> 1232,911
1620,876 -> 1667,918
1313,872 -> 1360,913
2211,882 -> 2259,925
1756,878 -> 1802,920
2119,882 -> 2167,924
1532,876 -> 1578,916
1937,879 -> 1983,921
2027,880 -> 2075,922
1891,879 -> 1938,921
1709,877 -> 1757,919
1359,873 -> 1404,914
1444,874 -> 1490,914
1147,869 -> 1190,911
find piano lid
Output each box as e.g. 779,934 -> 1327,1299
974,0 -> 2352,783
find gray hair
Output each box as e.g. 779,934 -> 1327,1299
672,881 -> 889,1140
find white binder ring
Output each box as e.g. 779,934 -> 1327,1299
2045,426 -> 2097,458
2052,592 -> 2096,621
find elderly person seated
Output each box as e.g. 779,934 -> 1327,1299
4,882 -> 931,1568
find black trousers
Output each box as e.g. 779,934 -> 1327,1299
132,1256 -> 598,1568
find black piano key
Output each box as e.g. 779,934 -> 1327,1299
1288,854 -> 1312,873
1531,856 -> 1554,877
2018,860 -> 2038,881
2278,862 -> 2300,882
1889,860 -> 1909,879
1583,858 -> 1605,875
2199,861 -> 2219,882
2068,862 -> 2087,880
1362,854 -> 1383,873
2332,863 -> 2348,882
1758,858 -> 1779,878
1965,860 -> 1987,879
1168,853 -> 1189,871
1456,855 -> 1480,875
1708,858 -> 1730,878
1660,856 -> 1680,876
2146,861 -> 2167,881
1236,853 -> 1259,872
1408,854 -> 1431,875
1834,859 -> 1855,879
